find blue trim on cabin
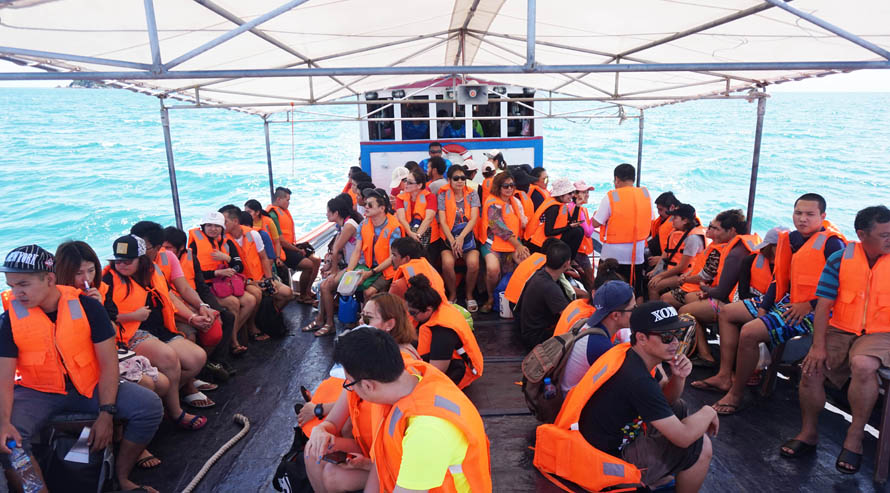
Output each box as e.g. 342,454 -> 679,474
360,137 -> 544,175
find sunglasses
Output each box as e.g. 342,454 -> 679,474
502,182 -> 516,189
451,175 -> 467,182
406,180 -> 419,185
112,258 -> 136,265
407,308 -> 421,318
342,379 -> 362,391
429,149 -> 442,154
651,330 -> 685,344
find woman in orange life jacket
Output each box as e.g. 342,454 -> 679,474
389,164 -> 410,201
566,180 -> 597,291
102,235 -> 210,430
646,191 -> 682,270
528,167 -> 550,211
395,167 -> 438,249
189,211 -> 257,356
480,171 -> 531,313
438,164 -> 482,309
54,240 -> 168,469
530,178 -> 586,257
303,293 -> 419,493
647,204 -> 707,301
303,194 -> 363,337
346,188 -> 402,299
244,199 -> 283,268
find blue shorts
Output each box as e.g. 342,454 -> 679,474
743,294 -> 814,348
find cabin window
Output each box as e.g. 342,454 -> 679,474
367,98 -> 394,140
507,94 -> 534,137
435,96 -> 466,139
473,95 -> 501,138
401,96 -> 430,140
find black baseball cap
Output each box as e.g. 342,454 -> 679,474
630,301 -> 694,335
0,245 -> 55,273
666,203 -> 696,222
108,235 -> 147,261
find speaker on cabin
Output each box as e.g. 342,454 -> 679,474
456,84 -> 489,105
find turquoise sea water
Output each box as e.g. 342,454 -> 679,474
1,88 -> 889,259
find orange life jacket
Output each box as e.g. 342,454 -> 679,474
2,289 -> 12,312
657,218 -> 676,253
481,195 -> 523,253
529,199 -> 572,248
392,258 -> 447,300
360,214 -> 401,280
774,230 -> 844,303
481,176 -> 494,204
7,285 -> 102,398
504,253 -> 546,304
417,303 -> 484,389
514,190 -> 535,239
680,234 -> 758,297
577,206 -> 594,256
372,361 -> 492,493
830,242 -> 890,335
253,215 -> 282,260
346,188 -> 358,207
299,376 -> 345,438
267,204 -> 296,244
106,265 -> 178,345
154,248 -> 176,286
227,226 -> 265,281
188,227 -> 227,274
600,187 -> 651,245
650,216 -> 666,242
440,187 -> 477,233
529,184 -> 551,205
748,252 -> 774,295
178,249 -> 197,290
533,343 -> 642,492
681,241 -> 726,294
662,226 -> 706,271
553,299 -> 597,336
397,189 -> 440,242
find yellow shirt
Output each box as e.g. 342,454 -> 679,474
395,415 -> 469,492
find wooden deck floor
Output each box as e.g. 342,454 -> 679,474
125,302 -> 890,492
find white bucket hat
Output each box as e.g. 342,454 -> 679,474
201,211 -> 225,227
549,178 -> 576,198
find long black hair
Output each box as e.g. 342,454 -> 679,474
328,193 -> 363,224
244,199 -> 272,218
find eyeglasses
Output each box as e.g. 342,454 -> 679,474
407,308 -> 421,318
502,182 -> 516,189
406,180 -> 418,185
451,175 -> 467,182
112,258 -> 136,265
651,330 -> 685,344
342,379 -> 362,391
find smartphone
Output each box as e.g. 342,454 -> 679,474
322,451 -> 349,464
300,385 -> 312,403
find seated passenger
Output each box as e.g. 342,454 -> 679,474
528,167 -> 550,211
303,194 -> 362,336
395,168 -> 438,249
568,180 -> 597,291
480,172 -> 531,313
710,194 -> 844,416
553,258 -> 625,336
267,186 -> 321,302
245,199 -> 283,267
527,178 -> 585,257
647,204 -> 706,300
437,165 -> 481,309
303,293 -> 418,493
647,191 -> 682,269
346,189 -> 402,298
426,156 -> 449,195
102,235 -> 210,430
781,206 -> 890,474
189,211 -> 257,356
516,240 -> 574,350
389,166 -> 409,201
389,237 -> 445,300
536,301 -> 713,493
0,245 -> 164,493
328,327 -> 491,492
559,280 -> 636,394
405,274 -> 484,389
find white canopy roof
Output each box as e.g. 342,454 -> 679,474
1,0 -> 889,115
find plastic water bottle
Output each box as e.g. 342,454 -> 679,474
6,439 -> 44,493
543,377 -> 557,400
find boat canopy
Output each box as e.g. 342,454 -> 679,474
1,0 -> 889,115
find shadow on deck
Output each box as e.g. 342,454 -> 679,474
134,303 -> 890,492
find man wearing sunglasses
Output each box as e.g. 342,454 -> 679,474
574,301 -> 716,492
418,142 -> 452,175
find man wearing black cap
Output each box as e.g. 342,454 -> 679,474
577,301 -> 716,492
0,245 -> 163,492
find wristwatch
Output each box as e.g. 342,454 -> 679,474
99,404 -> 118,416
314,403 -> 325,420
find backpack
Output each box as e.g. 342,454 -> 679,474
521,320 -> 607,423
256,295 -> 287,338
271,406 -> 312,493
36,427 -> 115,493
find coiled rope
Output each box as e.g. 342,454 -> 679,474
181,414 -> 251,493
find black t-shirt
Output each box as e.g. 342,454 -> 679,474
578,349 -> 674,455
518,269 -> 571,348
420,324 -> 466,385
0,294 -> 116,358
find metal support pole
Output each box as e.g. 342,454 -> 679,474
526,0 -> 536,68
159,100 -> 183,229
636,109 -> 644,187
143,0 -> 163,72
746,95 -> 768,234
263,118 -> 275,202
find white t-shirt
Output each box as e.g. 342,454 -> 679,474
232,230 -> 264,254
593,192 -> 655,265
340,218 -> 361,263
682,234 -> 705,257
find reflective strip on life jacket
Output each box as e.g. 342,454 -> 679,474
830,242 -> 890,335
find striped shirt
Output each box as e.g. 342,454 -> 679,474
815,249 -> 845,301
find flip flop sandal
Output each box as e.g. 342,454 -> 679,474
301,321 -> 322,332
836,448 -> 862,474
314,324 -> 335,337
712,402 -> 743,416
193,379 -> 218,392
173,410 -> 208,430
779,439 -> 817,459
135,455 -> 161,469
182,391 -> 216,408
466,299 -> 478,313
690,357 -> 717,368
250,332 -> 271,341
690,380 -> 729,393
480,301 -> 493,313
230,345 -> 247,357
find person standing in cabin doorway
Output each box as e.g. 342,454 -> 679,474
267,186 -> 321,303
780,205 -> 890,475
